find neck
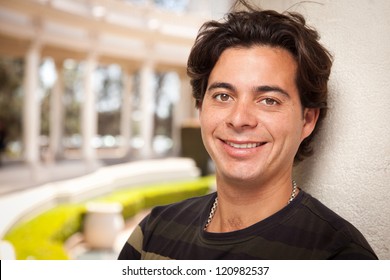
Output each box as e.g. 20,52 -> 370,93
206,176 -> 298,233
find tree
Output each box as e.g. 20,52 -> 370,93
0,57 -> 24,150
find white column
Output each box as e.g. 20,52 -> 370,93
81,53 -> 98,165
172,73 -> 195,155
23,41 -> 41,165
139,61 -> 155,158
181,74 -> 198,119
120,69 -> 133,156
49,60 -> 64,160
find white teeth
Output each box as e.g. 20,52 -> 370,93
226,142 -> 262,149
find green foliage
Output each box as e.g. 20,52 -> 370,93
96,190 -> 145,220
4,176 -> 214,259
142,178 -> 212,208
4,204 -> 86,260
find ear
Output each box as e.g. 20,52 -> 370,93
301,108 -> 320,141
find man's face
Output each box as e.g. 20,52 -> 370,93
199,46 -> 318,187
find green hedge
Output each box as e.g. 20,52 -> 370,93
4,204 -> 86,260
4,176 -> 214,260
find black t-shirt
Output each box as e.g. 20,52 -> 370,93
118,190 -> 377,260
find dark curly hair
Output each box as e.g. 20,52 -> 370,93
187,1 -> 333,162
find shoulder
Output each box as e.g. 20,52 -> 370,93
297,191 -> 377,259
119,193 -> 215,260
298,191 -> 361,234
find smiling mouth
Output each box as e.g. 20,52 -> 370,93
225,141 -> 266,149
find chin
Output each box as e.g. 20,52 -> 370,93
217,168 -> 264,186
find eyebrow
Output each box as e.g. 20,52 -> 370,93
255,85 -> 290,97
207,82 -> 290,98
207,82 -> 236,92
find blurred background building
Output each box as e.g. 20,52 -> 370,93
0,0 -> 232,185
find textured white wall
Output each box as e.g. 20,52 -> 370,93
258,0 -> 390,259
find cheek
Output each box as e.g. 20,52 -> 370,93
263,114 -> 303,141
199,110 -> 213,137
199,119 -> 216,158
199,105 -> 219,127
199,109 -> 207,128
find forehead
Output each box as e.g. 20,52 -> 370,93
209,46 -> 298,86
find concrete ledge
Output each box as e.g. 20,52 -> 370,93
0,157 -> 200,239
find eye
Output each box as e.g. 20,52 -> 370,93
260,98 -> 279,106
214,93 -> 232,102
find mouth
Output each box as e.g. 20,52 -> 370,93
224,141 -> 266,149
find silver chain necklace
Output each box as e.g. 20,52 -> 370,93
204,180 -> 298,230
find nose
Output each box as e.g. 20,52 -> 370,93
226,101 -> 258,130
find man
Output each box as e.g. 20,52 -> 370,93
118,1 -> 377,259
